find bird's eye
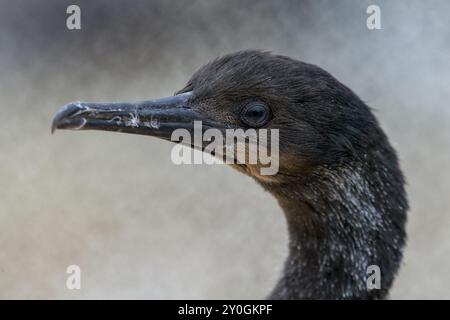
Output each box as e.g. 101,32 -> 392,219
240,102 -> 271,127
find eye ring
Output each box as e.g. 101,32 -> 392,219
240,101 -> 271,128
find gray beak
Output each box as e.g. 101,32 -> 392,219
51,92 -> 219,141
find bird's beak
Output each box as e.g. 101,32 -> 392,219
51,92 -> 217,142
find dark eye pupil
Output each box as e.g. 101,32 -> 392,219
241,102 -> 270,127
247,107 -> 264,119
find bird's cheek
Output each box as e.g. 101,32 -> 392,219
246,164 -> 282,183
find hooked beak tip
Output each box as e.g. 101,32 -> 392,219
51,102 -> 86,134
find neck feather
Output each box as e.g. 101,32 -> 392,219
266,160 -> 407,299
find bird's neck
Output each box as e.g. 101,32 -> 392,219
266,162 -> 406,299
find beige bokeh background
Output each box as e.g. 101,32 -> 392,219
0,0 -> 449,299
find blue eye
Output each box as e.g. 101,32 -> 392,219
240,102 -> 271,127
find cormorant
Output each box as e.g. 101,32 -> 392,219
52,50 -> 408,299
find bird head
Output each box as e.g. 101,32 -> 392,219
52,50 -> 380,184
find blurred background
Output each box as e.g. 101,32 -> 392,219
0,0 -> 449,299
